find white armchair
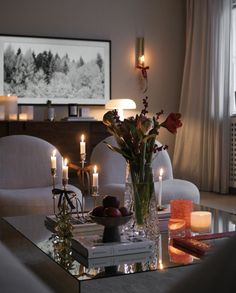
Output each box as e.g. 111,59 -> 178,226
90,136 -> 200,204
0,135 -> 82,217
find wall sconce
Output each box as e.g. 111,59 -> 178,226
105,99 -> 136,121
135,37 -> 149,92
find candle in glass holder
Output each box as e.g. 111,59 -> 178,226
170,199 -> 193,228
190,211 -> 212,233
62,158 -> 68,180
19,113 -> 28,121
80,134 -> 86,155
92,165 -> 99,188
51,149 -> 57,169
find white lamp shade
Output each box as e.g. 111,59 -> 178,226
105,99 -> 136,121
105,99 -> 136,110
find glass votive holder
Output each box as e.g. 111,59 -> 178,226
190,211 -> 212,233
168,218 -> 186,239
170,199 -> 193,228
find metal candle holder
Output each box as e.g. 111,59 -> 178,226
51,168 -> 57,214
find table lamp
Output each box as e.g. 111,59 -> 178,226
105,99 -> 136,121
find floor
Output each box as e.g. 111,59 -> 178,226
200,191 -> 236,214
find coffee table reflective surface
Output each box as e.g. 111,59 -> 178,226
1,205 -> 236,292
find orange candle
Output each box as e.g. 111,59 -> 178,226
170,199 -> 193,228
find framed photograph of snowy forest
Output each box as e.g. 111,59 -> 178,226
0,35 -> 111,105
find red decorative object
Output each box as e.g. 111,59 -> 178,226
170,199 -> 193,228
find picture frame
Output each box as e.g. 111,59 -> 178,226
0,35 -> 111,105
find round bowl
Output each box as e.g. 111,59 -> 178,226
88,211 -> 133,242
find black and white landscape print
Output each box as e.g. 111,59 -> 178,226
0,36 -> 110,104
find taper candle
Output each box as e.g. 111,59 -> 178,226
92,165 -> 99,187
80,134 -> 86,155
51,149 -> 57,169
62,158 -> 69,180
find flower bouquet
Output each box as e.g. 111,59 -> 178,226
103,96 -> 182,235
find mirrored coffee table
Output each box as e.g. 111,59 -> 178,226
0,205 -> 235,293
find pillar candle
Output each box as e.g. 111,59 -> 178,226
190,211 -> 212,233
62,158 -> 68,180
51,149 -> 57,169
170,199 -> 193,228
92,165 -> 99,187
158,168 -> 163,207
80,134 -> 86,154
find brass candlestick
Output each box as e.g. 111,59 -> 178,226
51,168 -> 57,215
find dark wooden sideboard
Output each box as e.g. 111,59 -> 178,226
0,121 -> 109,177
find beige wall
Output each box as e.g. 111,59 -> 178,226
0,0 -> 186,157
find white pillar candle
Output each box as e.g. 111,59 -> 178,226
51,149 -> 57,169
190,211 -> 212,233
9,113 -> 17,120
80,134 -> 86,155
92,165 -> 99,187
158,168 -> 163,207
62,158 -> 69,180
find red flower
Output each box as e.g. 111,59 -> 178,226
161,113 -> 182,134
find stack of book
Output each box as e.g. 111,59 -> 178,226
45,214 -> 104,236
71,234 -> 155,268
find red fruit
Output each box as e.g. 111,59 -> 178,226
119,207 -> 130,217
104,207 -> 122,217
92,206 -> 105,217
102,195 -> 120,208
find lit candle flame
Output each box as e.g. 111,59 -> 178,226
63,158 -> 68,166
52,149 -> 56,157
94,165 -> 97,173
160,168 -> 163,176
139,55 -> 145,65
81,134 -> 85,142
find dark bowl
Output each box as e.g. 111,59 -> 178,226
88,211 -> 133,228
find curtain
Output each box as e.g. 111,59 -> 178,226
173,0 -> 233,193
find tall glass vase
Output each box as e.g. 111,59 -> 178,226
127,163 -> 159,241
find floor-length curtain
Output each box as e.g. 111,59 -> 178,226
173,0 -> 232,193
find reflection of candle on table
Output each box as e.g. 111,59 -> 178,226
191,211 -> 212,233
168,245 -> 193,264
62,158 -> 69,180
92,165 -> 99,188
168,218 -> 186,238
158,235 -> 164,270
51,149 -> 57,169
80,134 -> 86,155
158,168 -> 163,207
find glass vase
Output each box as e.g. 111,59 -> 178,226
127,163 -> 159,241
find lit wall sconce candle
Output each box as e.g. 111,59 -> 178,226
80,134 -> 86,155
51,149 -> 57,169
62,158 -> 69,180
92,165 -> 99,188
190,211 -> 212,233
158,168 -> 163,207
